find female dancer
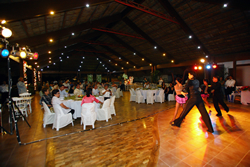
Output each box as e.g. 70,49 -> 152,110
171,71 -> 214,133
170,77 -> 188,123
200,79 -> 211,112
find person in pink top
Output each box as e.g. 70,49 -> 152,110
81,88 -> 103,106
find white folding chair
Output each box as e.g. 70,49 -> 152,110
115,88 -> 120,98
96,99 -> 111,122
81,103 -> 96,130
12,97 -> 28,120
42,102 -> 55,128
119,89 -> 123,97
129,89 -> 136,102
110,96 -> 116,116
156,90 -> 164,103
146,91 -> 154,104
135,90 -> 144,104
52,104 -> 74,131
19,93 -> 32,114
168,92 -> 175,101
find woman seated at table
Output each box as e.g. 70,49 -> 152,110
81,88 -> 103,106
144,81 -> 150,88
102,84 -> 112,101
51,89 -> 75,116
39,87 -> 52,108
68,85 -> 75,94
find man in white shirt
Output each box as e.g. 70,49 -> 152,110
0,81 -> 8,104
225,76 -> 236,100
63,80 -> 70,91
158,77 -> 163,86
144,81 -> 150,88
51,89 -> 74,118
59,84 -> 68,98
74,84 -> 82,96
92,85 -> 100,96
102,84 -> 112,101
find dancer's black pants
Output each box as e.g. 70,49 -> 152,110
173,95 -> 214,132
213,95 -> 229,115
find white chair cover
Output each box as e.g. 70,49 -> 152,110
110,96 -> 116,116
168,91 -> 175,101
135,90 -> 144,104
52,104 -> 74,131
119,89 -> 123,97
115,88 -> 120,98
129,89 -> 136,102
12,97 -> 28,119
42,102 -> 55,128
81,103 -> 96,130
146,91 -> 154,104
96,99 -> 111,122
112,87 -> 116,93
156,90 -> 164,103
19,93 -> 32,114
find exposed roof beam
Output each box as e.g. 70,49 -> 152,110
42,71 -> 110,74
0,0 -> 113,22
122,17 -> 175,61
158,0 -> 211,56
74,8 -> 84,25
11,13 -> 122,47
21,20 -> 30,37
35,31 -> 102,55
192,0 -> 250,10
61,12 -> 67,29
100,45 -> 137,67
107,33 -> 152,64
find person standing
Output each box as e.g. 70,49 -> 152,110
171,71 -> 214,133
158,77 -> 163,86
102,84 -> 112,101
225,76 -> 236,101
0,81 -> 8,104
143,77 -> 147,88
63,80 -> 71,91
17,77 -> 27,95
211,76 -> 229,116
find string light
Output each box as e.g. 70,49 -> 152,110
197,46 -> 201,49
149,63 -> 152,66
37,65 -> 40,68
86,4 -> 90,7
49,39 -> 53,42
206,55 -> 208,58
134,53 -> 136,55
119,57 -> 121,59
82,57 -> 85,59
49,61 -> 51,63
49,57 -> 51,59
142,58 -> 144,61
163,53 -> 166,56
81,61 -> 83,63
35,62 -> 37,64
67,56 -> 69,58
72,33 -> 75,36
53,63 -> 56,65
115,64 -> 117,66
64,46 -> 67,48
48,51 -> 51,54
154,46 -> 157,49
126,62 -> 129,64
109,60 -> 111,62
189,35 -> 192,39
121,67 -> 124,69
60,59 -> 62,62
61,53 -> 64,55
134,66 -> 136,68
171,60 -> 174,63
223,3 -> 228,8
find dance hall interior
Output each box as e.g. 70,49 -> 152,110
0,0 -> 250,166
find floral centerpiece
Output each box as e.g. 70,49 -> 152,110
240,86 -> 250,91
78,95 -> 84,98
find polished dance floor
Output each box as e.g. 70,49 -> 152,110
0,92 -> 250,167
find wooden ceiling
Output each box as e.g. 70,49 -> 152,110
0,0 -> 249,73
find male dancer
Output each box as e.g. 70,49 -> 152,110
171,71 -> 214,133
211,76 -> 229,116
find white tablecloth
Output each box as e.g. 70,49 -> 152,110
241,91 -> 250,105
140,89 -> 158,100
62,96 -> 104,119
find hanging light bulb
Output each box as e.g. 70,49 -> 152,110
2,27 -> 12,38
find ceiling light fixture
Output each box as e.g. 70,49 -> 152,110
86,4 -> 90,7
48,51 -> 51,54
126,62 -> 129,64
72,33 -> 75,36
197,46 -> 201,49
206,55 -> 209,58
49,57 -> 51,59
81,61 -> 83,63
59,57 -> 61,59
49,39 -> 53,42
154,46 -> 157,49
134,66 -> 136,68
223,3 -> 228,8
61,53 -> 64,55
82,57 -> 85,59
67,56 -> 69,58
142,58 -> 144,61
189,35 -> 192,39
119,57 -> 121,59
53,63 -> 56,65
1,20 -> 6,24
50,11 -> 55,15
60,59 -> 62,62
149,63 -> 152,66
163,53 -> 166,56
64,46 -> 67,48
134,53 -> 136,55
171,60 -> 174,63
49,61 -> 51,63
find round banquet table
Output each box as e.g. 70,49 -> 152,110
62,96 -> 104,119
140,89 -> 159,100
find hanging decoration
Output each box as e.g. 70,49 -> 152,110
38,71 -> 41,82
33,68 -> 37,90
87,74 -> 93,82
23,61 -> 28,87
96,74 -> 102,83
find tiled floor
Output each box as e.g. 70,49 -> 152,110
0,92 -> 250,166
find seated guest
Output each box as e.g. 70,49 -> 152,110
39,87 -> 52,108
68,85 -> 75,94
51,89 -> 74,116
17,77 -> 27,94
159,77 -> 163,86
118,81 -> 125,91
92,85 -> 100,96
81,88 -> 102,106
102,84 -> 112,101
63,80 -> 70,91
112,81 -> 118,88
59,84 -> 68,98
74,84 -> 82,96
144,81 -> 150,88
